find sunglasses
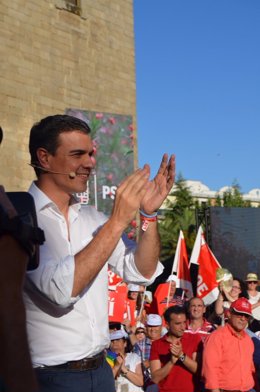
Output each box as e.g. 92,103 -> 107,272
135,330 -> 145,335
231,310 -> 251,319
248,281 -> 258,284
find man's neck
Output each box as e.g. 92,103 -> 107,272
36,179 -> 71,218
227,322 -> 244,337
166,333 -> 181,343
189,318 -> 203,330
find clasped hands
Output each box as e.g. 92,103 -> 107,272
170,341 -> 183,364
114,353 -> 129,375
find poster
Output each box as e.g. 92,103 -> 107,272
66,109 -> 134,216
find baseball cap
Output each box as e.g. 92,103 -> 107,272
230,297 -> 252,316
136,321 -> 145,329
110,330 -> 128,341
146,314 -> 162,326
128,284 -> 140,292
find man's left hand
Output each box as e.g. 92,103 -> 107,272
141,154 -> 175,214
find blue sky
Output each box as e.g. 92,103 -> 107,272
133,0 -> 260,193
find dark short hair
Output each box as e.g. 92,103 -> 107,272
29,114 -> 91,177
164,305 -> 186,323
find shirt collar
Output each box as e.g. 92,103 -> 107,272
186,318 -> 208,329
226,322 -> 246,339
162,332 -> 183,343
28,182 -> 81,214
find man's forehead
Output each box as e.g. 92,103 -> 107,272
57,131 -> 92,148
170,313 -> 186,321
190,298 -> 204,306
58,129 -> 91,139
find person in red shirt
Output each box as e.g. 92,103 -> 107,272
202,297 -> 255,392
185,297 -> 215,343
150,306 -> 202,392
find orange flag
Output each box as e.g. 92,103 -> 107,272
190,225 -> 221,305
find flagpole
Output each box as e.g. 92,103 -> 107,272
138,292 -> 145,318
166,281 -> 172,308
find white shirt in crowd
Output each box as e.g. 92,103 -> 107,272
115,353 -> 143,392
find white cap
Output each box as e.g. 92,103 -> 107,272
146,314 -> 162,326
110,330 -> 128,341
144,291 -> 153,303
166,274 -> 178,283
128,284 -> 140,292
136,321 -> 145,329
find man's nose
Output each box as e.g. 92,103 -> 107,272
83,155 -> 95,167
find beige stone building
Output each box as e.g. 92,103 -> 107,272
0,0 -> 136,191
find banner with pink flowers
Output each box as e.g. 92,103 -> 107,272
66,109 -> 134,217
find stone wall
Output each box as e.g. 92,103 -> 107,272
0,0 -> 136,190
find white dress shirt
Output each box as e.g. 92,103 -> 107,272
24,182 -> 163,367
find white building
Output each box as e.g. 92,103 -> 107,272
164,180 -> 260,208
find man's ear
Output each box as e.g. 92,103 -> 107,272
226,310 -> 231,320
36,148 -> 51,169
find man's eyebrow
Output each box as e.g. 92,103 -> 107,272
69,149 -> 92,154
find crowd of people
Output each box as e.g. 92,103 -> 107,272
107,275 -> 260,392
1,114 -> 260,392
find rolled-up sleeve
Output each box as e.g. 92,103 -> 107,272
27,253 -> 79,308
108,233 -> 164,286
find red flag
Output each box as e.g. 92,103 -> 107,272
149,282 -> 171,318
108,268 -> 123,291
108,285 -> 127,322
125,299 -> 137,326
172,230 -> 193,299
190,226 -> 221,305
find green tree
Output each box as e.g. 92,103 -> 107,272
217,181 -> 251,207
159,174 -> 196,261
215,194 -> 222,206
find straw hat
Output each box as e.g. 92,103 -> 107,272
245,273 -> 259,283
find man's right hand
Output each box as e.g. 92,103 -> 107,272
110,166 -> 150,230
